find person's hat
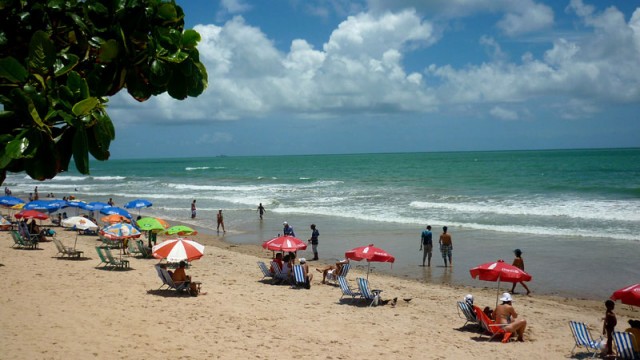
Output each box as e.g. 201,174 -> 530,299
299,258 -> 306,263
283,221 -> 288,225
464,294 -> 474,304
514,248 -> 522,256
500,292 -> 513,302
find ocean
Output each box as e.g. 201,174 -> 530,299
3,148 -> 639,299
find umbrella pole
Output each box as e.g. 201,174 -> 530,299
495,277 -> 502,310
366,262 -> 371,280
73,233 -> 78,250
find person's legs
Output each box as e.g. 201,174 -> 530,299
521,281 -> 531,295
505,319 -> 527,341
422,248 -> 427,266
312,244 -> 318,260
427,249 -> 432,267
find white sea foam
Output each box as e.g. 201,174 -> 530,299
185,167 -> 210,171
92,176 -> 126,181
409,198 -> 640,222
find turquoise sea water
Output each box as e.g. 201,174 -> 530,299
4,148 -> 639,299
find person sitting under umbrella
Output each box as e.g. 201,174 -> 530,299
171,261 -> 202,296
316,259 -> 349,284
298,258 -> 313,289
493,293 -> 527,342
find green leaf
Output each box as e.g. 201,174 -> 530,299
67,71 -> 89,100
54,53 -> 79,77
0,56 -> 28,83
98,39 -> 119,63
72,125 -> 89,174
182,29 -> 201,48
28,100 -> 47,129
157,3 -> 177,22
72,97 -> 99,116
0,137 -> 29,168
28,30 -> 56,75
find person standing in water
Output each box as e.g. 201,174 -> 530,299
439,226 -> 452,267
419,225 -> 433,267
191,200 -> 197,219
216,210 -> 226,234
308,224 -> 319,260
257,203 -> 266,220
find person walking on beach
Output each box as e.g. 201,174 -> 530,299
510,249 -> 531,295
191,200 -> 196,219
419,225 -> 433,267
283,221 -> 295,236
308,224 -> 319,260
439,226 -> 452,267
257,203 -> 266,220
216,210 -> 226,234
602,299 -> 617,357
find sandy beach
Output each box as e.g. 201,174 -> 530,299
0,224 -> 637,360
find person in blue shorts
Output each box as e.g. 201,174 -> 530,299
419,225 -> 433,267
283,221 -> 295,236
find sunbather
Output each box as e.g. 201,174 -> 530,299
494,293 -> 527,341
299,258 -> 313,288
316,259 -> 349,284
172,261 -> 201,296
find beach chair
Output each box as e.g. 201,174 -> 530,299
356,277 -> 382,307
95,247 -> 112,268
327,263 -> 350,285
155,264 -> 190,294
12,229 -> 38,249
568,321 -> 603,358
257,261 -> 273,280
127,239 -> 142,256
271,261 -> 290,284
338,276 -> 361,302
292,264 -> 309,289
103,247 -> 130,270
457,301 -> 479,328
52,237 -> 83,258
136,240 -> 153,258
10,230 -> 25,248
474,307 -> 512,342
614,331 -> 639,359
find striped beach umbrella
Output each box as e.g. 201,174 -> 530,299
152,238 -> 205,262
262,235 -> 307,252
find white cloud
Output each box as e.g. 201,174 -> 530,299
220,0 -> 251,14
367,0 -> 554,35
490,106 -> 519,120
109,2 -> 640,129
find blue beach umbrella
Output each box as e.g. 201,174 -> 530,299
124,199 -> 152,209
100,206 -> 132,220
0,196 -> 25,207
24,200 -> 65,213
83,201 -> 111,211
124,199 -> 152,215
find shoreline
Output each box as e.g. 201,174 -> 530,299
1,223 -> 638,359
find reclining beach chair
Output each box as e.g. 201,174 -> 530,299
338,276 -> 361,302
257,261 -> 273,280
356,277 -> 382,307
52,237 -> 83,258
457,301 -> 479,328
614,331 -> 639,359
271,261 -> 290,284
103,247 -> 130,270
95,247 -> 112,268
136,240 -> 153,258
155,264 -> 190,294
327,263 -> 350,285
474,307 -> 512,342
568,321 -> 603,358
292,264 -> 310,289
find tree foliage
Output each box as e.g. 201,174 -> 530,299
0,0 -> 208,183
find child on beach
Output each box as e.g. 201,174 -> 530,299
602,299 -> 617,357
510,249 -> 531,295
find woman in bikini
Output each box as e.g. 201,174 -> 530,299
493,292 -> 527,341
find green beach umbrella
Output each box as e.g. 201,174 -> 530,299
136,217 -> 170,232
163,225 -> 198,236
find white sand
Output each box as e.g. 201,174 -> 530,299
0,225 -> 635,359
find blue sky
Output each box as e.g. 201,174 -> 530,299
107,0 -> 640,159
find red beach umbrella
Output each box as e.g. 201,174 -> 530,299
345,244 -> 395,280
470,259 -> 532,307
262,235 -> 307,252
610,283 -> 640,307
15,209 -> 49,220
152,238 -> 205,263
